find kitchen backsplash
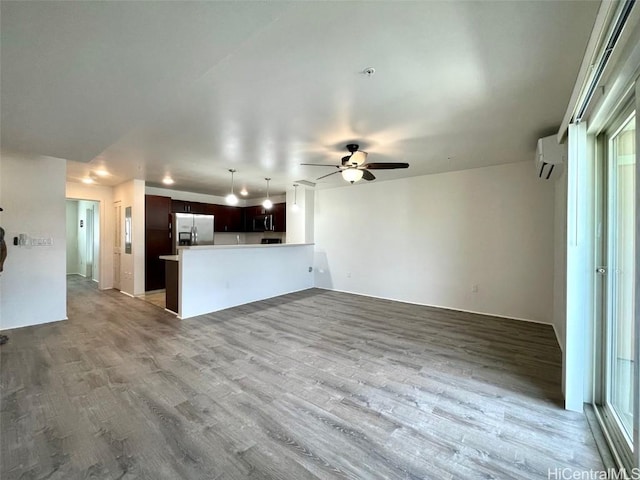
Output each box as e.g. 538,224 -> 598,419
214,232 -> 286,245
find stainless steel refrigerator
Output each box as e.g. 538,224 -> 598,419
172,213 -> 214,253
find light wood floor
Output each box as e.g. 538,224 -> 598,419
1,276 -> 603,479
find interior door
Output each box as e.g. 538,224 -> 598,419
596,107 -> 635,466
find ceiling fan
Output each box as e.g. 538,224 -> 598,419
301,144 -> 409,183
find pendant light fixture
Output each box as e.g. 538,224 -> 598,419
262,178 -> 273,209
291,184 -> 300,212
225,169 -> 239,205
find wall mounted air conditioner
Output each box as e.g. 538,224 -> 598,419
535,135 -> 566,180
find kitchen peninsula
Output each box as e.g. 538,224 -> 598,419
160,243 -> 314,319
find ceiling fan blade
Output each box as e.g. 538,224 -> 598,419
301,163 -> 340,168
364,162 -> 410,170
316,170 -> 341,180
362,169 -> 376,181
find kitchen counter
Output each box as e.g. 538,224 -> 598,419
161,243 -> 315,319
160,243 -> 313,262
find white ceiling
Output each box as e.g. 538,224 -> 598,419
1,1 -> 599,198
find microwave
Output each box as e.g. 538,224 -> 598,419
252,214 -> 274,231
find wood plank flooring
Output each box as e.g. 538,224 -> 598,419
1,276 -> 603,479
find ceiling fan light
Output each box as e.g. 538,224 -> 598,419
342,168 -> 364,183
350,151 -> 367,165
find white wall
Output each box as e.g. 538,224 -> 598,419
145,186 -> 227,205
0,154 -> 67,330
113,179 -> 145,296
179,244 -> 314,318
77,200 -> 89,276
314,161 -> 555,323
92,201 -> 100,282
286,186 -> 314,244
553,168 -> 568,351
145,185 -> 286,207
66,182 -> 115,289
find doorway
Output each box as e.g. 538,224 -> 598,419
66,199 -> 100,283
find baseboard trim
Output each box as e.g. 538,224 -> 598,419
0,317 -> 68,332
314,287 -> 552,326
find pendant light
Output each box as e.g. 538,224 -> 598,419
262,178 -> 273,209
225,169 -> 239,205
291,184 -> 300,212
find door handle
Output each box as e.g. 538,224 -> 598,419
596,267 -> 607,274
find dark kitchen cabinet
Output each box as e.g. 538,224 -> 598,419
242,203 -> 286,232
164,259 -> 178,314
243,205 -> 265,231
213,205 -> 243,232
271,202 -> 286,232
171,199 -> 208,214
145,195 -> 172,291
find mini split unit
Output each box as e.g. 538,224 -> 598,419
535,135 -> 566,180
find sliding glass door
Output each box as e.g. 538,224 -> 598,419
597,107 -> 636,465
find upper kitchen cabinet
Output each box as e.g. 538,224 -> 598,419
244,203 -> 286,232
171,199 -> 208,214
272,202 -> 286,232
146,195 -> 171,230
212,205 -> 244,232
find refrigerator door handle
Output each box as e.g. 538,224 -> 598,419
191,226 -> 198,246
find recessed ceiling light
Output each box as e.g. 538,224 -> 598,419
162,176 -> 174,185
240,188 -> 248,196
94,169 -> 109,177
82,177 -> 95,184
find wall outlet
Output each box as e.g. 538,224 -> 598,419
471,284 -> 479,293
347,272 -> 351,278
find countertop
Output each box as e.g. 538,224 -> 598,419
160,243 -> 314,261
179,243 -> 313,251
